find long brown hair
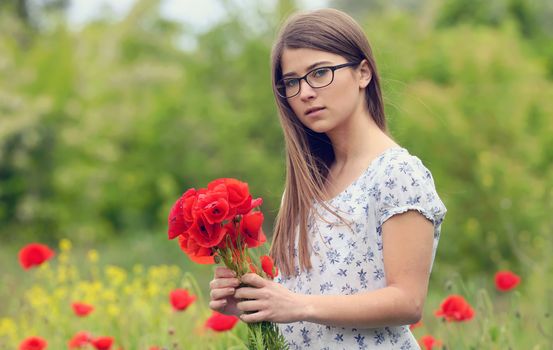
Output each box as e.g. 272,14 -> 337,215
269,8 -> 389,276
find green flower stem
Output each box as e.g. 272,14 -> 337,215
216,242 -> 288,349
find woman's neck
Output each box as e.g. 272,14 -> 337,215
326,111 -> 397,169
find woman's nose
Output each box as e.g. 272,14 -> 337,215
299,79 -> 316,101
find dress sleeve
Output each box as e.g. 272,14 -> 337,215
375,154 -> 447,230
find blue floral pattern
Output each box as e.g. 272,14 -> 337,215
275,147 -> 447,349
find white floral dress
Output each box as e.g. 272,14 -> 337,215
275,147 -> 447,350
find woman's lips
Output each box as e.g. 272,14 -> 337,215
305,107 -> 325,117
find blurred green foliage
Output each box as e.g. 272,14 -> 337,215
1,0 -> 552,280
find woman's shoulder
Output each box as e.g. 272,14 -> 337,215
374,146 -> 435,182
370,146 -> 447,227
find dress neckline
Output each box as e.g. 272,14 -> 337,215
321,146 -> 406,204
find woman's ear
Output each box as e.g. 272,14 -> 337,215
358,59 -> 372,88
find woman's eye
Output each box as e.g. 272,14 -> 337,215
285,79 -> 298,88
312,68 -> 330,78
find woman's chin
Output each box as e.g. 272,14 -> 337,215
305,122 -> 331,135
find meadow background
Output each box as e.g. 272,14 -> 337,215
1,0 -> 552,348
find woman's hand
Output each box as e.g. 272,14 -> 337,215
235,273 -> 307,323
208,266 -> 241,316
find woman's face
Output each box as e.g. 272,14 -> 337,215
280,47 -> 366,134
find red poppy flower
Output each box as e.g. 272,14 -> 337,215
260,255 -> 278,279
148,347 -> 160,350
68,331 -> 92,349
91,336 -> 113,350
205,311 -> 239,332
196,189 -> 231,225
495,270 -> 521,292
419,335 -> 442,350
239,211 -> 266,248
19,243 -> 55,270
435,294 -> 475,322
178,234 -> 215,264
208,178 -> 249,208
169,289 -> 196,311
19,336 -> 47,350
181,188 -> 199,222
187,214 -> 227,248
409,320 -> 423,330
168,196 -> 187,240
71,302 -> 94,317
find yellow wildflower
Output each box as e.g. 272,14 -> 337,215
147,283 -> 159,297
0,318 -> 17,344
59,238 -> 72,252
105,265 -> 127,286
107,304 -> 120,317
102,289 -> 117,302
54,286 -> 68,301
88,249 -> 99,263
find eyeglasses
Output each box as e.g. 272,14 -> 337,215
276,62 -> 360,98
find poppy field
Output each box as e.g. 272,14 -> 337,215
2,240 -> 247,350
1,236 -> 552,350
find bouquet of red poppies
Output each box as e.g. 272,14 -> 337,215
167,177 -> 287,349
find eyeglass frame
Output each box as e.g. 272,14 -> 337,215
276,61 -> 361,98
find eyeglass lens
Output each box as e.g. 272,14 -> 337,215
278,67 -> 333,98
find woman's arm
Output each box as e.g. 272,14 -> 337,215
236,210 -> 435,328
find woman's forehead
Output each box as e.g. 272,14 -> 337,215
281,48 -> 344,76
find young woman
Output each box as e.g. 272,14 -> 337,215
209,8 -> 447,349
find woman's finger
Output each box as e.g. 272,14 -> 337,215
240,310 -> 267,323
236,299 -> 264,312
209,287 -> 236,300
240,273 -> 267,288
208,299 -> 227,312
234,286 -> 264,300
214,266 -> 236,278
209,277 -> 240,290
